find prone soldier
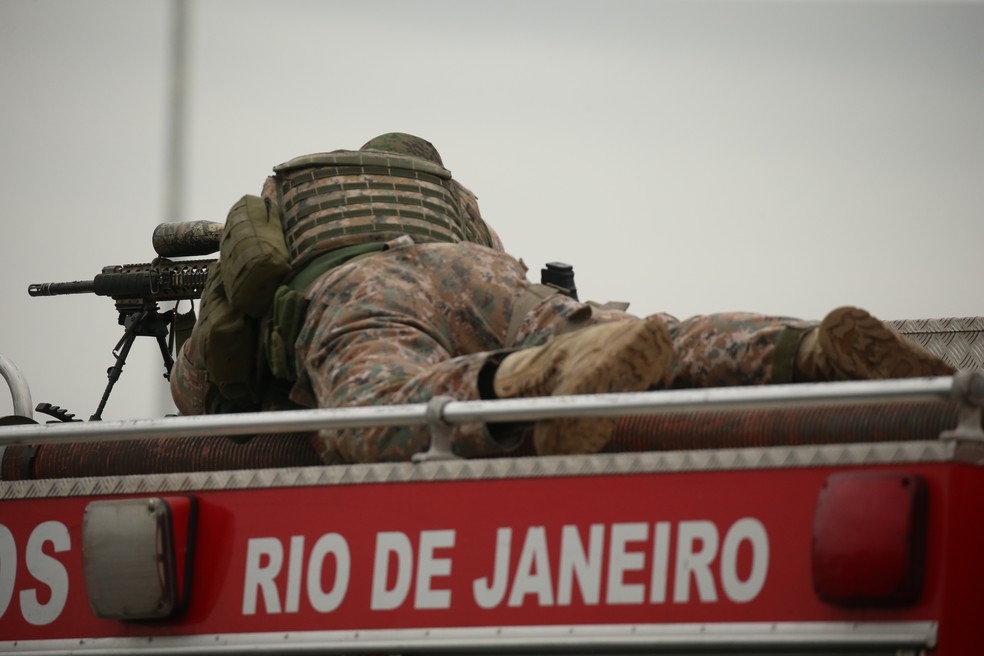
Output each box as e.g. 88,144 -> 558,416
170,133 -> 954,464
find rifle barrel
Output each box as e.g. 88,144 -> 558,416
29,272 -> 156,299
28,280 -> 95,296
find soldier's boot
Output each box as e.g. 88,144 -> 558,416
795,306 -> 955,381
494,315 -> 673,456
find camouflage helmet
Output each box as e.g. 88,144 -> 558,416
360,132 -> 444,167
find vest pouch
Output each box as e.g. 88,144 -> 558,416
220,195 -> 291,318
265,285 -> 310,381
194,260 -> 260,409
203,299 -> 258,403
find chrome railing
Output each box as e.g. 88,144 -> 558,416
0,353 -> 33,419
0,370 -> 981,461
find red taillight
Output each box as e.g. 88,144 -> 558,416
812,471 -> 927,606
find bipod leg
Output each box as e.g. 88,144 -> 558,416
91,328 -> 138,421
156,333 -> 175,380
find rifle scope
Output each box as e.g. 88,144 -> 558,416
152,220 -> 223,257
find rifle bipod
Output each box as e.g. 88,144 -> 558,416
90,301 -> 176,421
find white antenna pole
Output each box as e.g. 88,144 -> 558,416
158,0 -> 189,417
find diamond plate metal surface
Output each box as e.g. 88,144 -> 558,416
891,316 -> 984,371
3,439 -> 980,501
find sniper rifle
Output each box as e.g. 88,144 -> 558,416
27,221 -> 222,420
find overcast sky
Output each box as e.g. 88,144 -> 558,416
1,0 -> 982,422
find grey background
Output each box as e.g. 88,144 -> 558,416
1,0 -> 982,421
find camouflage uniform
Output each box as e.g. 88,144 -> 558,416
173,133 -> 816,464
289,239 -> 813,463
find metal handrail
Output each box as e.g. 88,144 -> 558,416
0,353 -> 33,419
0,373 -> 980,449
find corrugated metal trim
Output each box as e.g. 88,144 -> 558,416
890,317 -> 984,333
2,439 -> 980,501
890,317 -> 984,371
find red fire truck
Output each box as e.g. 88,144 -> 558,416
1,318 -> 982,655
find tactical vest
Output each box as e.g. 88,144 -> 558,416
274,150 -> 480,267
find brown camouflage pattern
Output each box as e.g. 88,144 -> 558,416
290,237 -> 814,464
452,180 -> 504,252
661,312 -> 813,387
170,338 -> 208,416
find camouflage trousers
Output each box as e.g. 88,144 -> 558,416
292,237 -> 814,464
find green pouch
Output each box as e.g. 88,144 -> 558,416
220,195 -> 291,318
204,297 -> 257,392
196,260 -> 259,406
265,285 -> 310,381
